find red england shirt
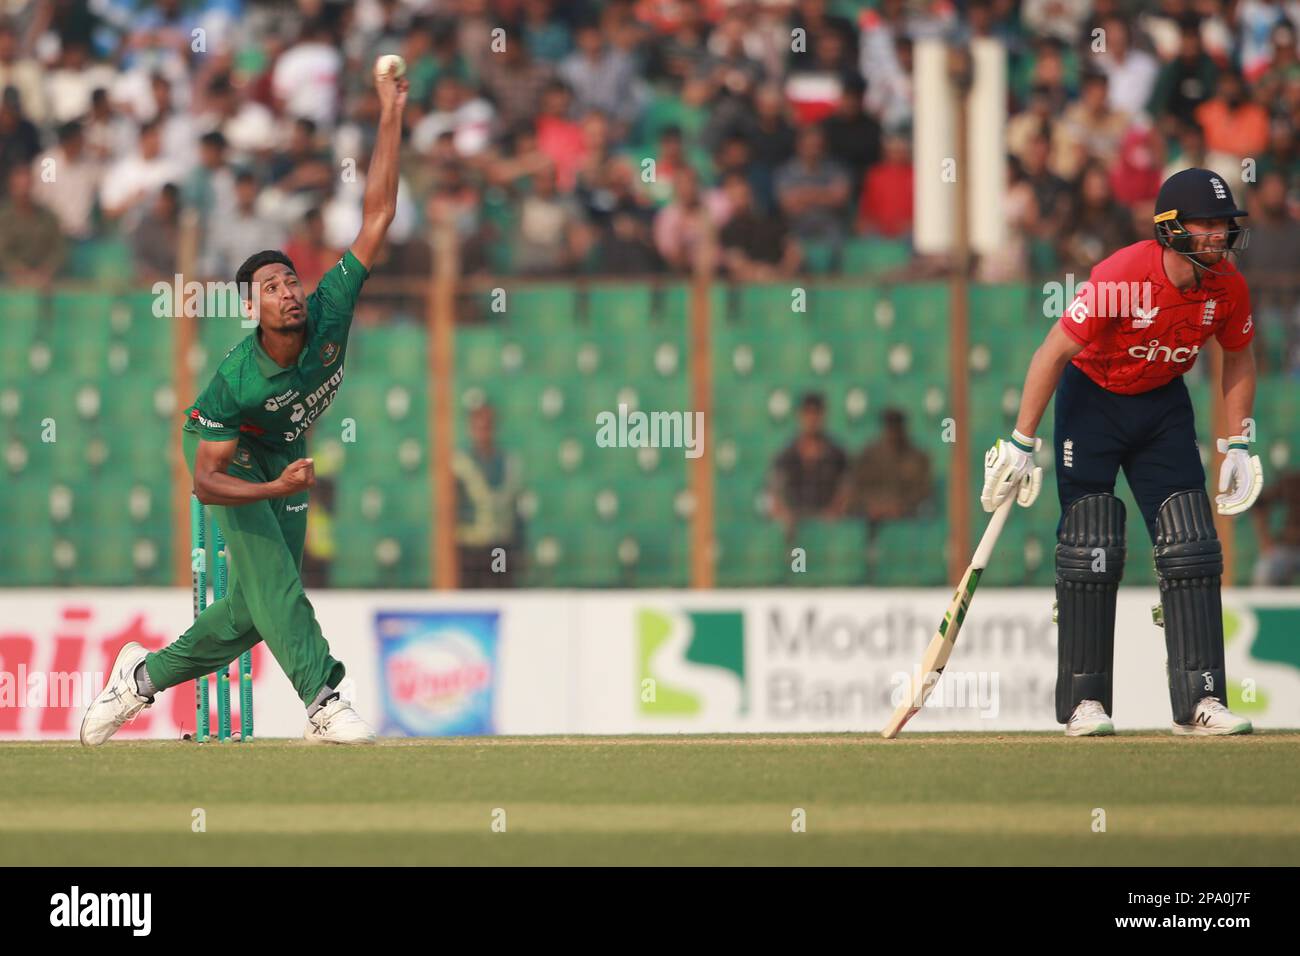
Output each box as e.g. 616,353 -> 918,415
1057,240 -> 1254,395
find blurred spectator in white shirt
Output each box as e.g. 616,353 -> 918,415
99,118 -> 183,229
199,73 -> 277,158
83,87 -> 137,163
1094,16 -> 1158,121
47,39 -> 117,124
147,71 -> 197,175
32,120 -> 101,240
1022,0 -> 1091,45
272,18 -> 343,127
411,76 -> 496,158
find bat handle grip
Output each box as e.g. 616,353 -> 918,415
970,494 -> 1015,570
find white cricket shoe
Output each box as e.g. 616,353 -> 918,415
1173,697 -> 1253,736
79,641 -> 152,746
304,697 -> 376,744
1065,699 -> 1115,737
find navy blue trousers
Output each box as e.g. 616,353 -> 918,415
1053,362 -> 1206,546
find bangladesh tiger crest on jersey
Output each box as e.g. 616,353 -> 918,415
321,341 -> 340,366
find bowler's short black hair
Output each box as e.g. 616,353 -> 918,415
236,250 -> 297,291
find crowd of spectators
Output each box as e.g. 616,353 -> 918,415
0,0 -> 1296,291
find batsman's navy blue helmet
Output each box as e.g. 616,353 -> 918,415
1153,167 -> 1249,275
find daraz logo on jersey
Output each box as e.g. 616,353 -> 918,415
264,387 -> 300,412
637,609 -> 745,718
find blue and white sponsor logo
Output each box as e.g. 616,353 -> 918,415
377,611 -> 498,736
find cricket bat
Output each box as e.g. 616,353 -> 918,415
881,493 -> 1017,738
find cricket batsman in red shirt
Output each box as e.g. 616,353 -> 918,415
981,168 -> 1263,737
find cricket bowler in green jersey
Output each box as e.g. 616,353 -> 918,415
81,59 -> 411,745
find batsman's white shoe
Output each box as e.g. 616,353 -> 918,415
79,642 -> 152,746
1065,699 -> 1115,737
304,697 -> 376,744
1173,697 -> 1253,736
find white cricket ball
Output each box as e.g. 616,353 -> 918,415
374,54 -> 407,80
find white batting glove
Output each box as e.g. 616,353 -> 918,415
981,429 -> 1040,512
1215,435 -> 1263,515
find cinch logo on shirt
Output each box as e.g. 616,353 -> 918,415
1127,340 -> 1201,363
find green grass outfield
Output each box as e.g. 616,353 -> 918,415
2,733 -> 1298,865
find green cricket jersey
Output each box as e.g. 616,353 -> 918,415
183,250 -> 368,455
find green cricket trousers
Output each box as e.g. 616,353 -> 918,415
144,430 -> 344,706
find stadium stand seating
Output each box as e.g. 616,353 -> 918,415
1,283 -> 1289,588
